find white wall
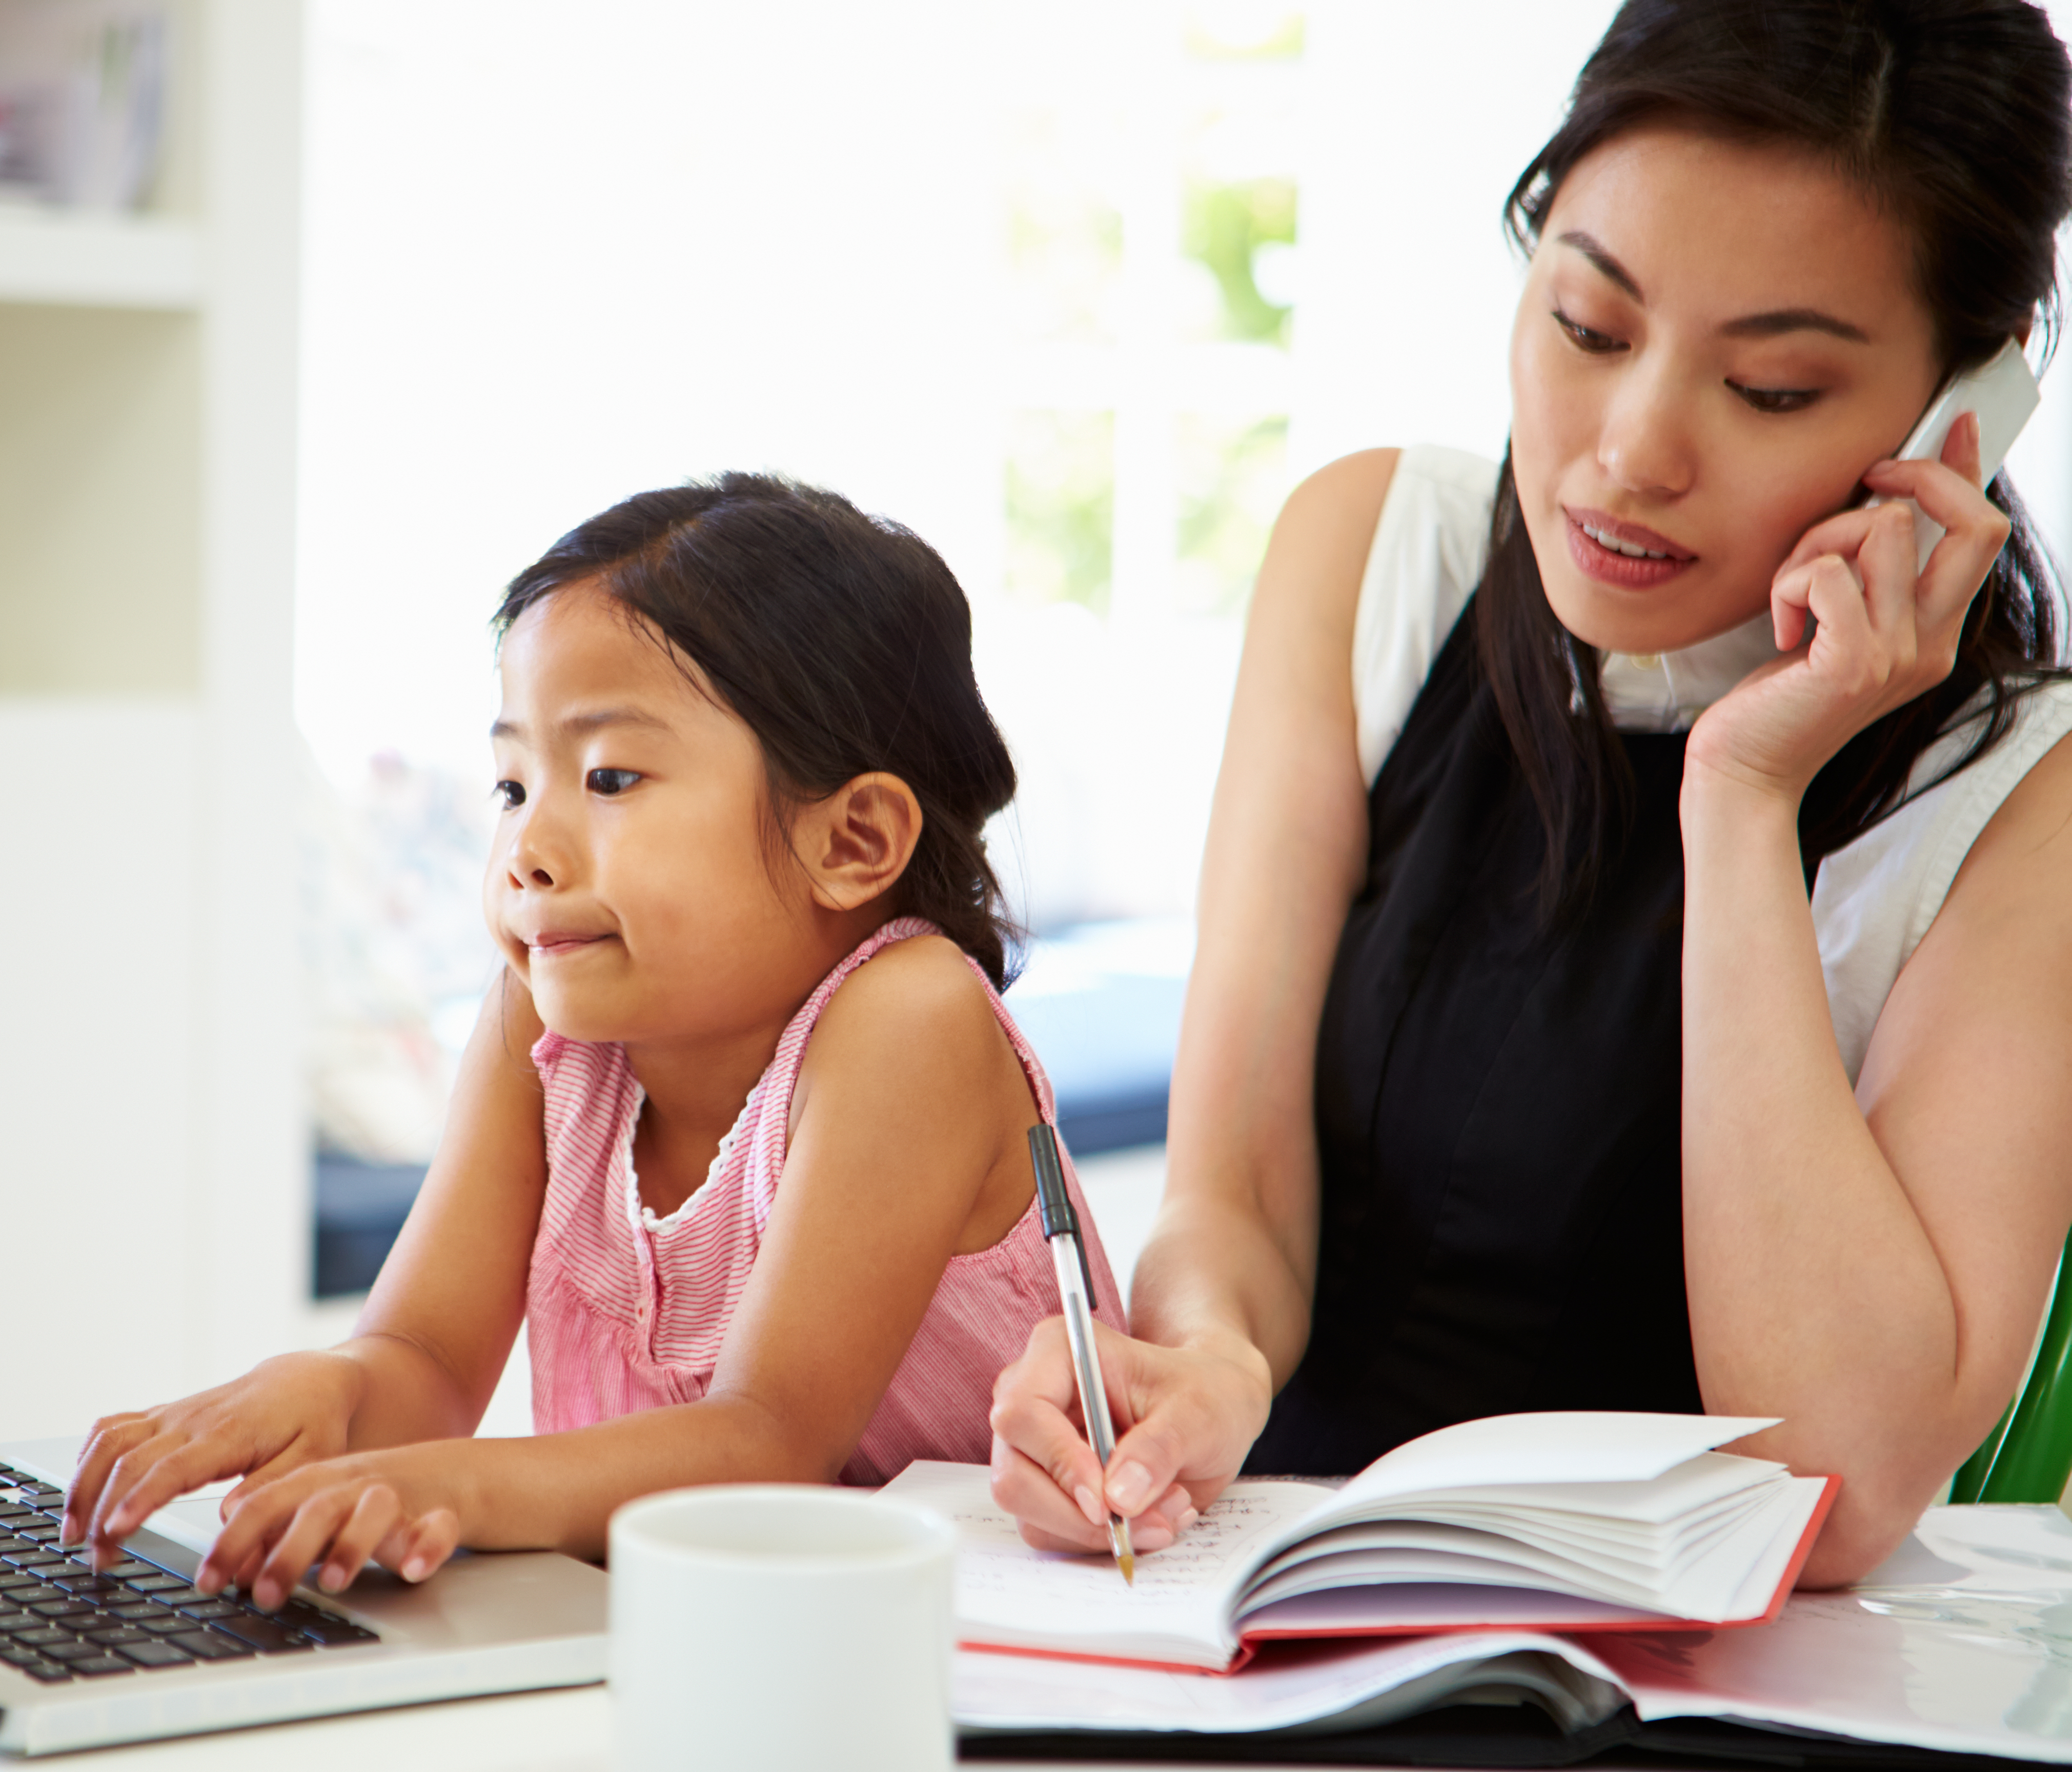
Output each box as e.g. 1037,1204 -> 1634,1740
0,704 -> 202,1436
1291,0 -> 1617,475
296,0 -> 1004,782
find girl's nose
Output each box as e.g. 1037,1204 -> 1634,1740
506,807 -> 568,891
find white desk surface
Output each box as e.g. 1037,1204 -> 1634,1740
0,1682 -> 1702,1771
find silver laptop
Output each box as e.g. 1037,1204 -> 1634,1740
0,1436 -> 606,1756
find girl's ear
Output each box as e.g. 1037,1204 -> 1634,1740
796,772 -> 925,913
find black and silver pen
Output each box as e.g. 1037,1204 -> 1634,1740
1028,1123 -> 1134,1585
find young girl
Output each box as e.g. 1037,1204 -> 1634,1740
65,473 -> 1125,1609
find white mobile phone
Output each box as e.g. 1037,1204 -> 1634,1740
1866,336 -> 2041,569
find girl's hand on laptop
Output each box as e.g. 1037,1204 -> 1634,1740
68,1352 -> 364,1566
197,1442 -> 466,1610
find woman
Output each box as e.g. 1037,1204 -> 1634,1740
990,0 -> 2072,1587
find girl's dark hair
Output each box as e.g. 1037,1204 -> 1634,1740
495,473 -> 1022,988
1484,0 -> 2072,918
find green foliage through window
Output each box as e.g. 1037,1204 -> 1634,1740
1184,177 -> 1296,346
1006,409 -> 1115,614
1176,414 -> 1288,617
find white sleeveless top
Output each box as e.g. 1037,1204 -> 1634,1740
1352,446 -> 2072,1085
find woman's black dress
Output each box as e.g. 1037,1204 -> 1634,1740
1246,597 -> 1704,1476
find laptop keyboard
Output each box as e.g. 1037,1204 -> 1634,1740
0,1464 -> 379,1685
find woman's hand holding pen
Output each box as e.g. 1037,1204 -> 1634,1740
988,1315 -> 1269,1555
1685,411 -> 2008,807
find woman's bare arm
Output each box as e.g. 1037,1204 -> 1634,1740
1682,433 -> 2072,1583
1136,449 -> 1396,1373
989,449 -> 1394,1547
1685,721 -> 2072,1584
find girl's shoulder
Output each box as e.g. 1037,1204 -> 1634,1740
779,925 -> 1040,1233
808,926 -> 1008,1067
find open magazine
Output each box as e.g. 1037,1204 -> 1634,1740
884,1413 -> 1835,1673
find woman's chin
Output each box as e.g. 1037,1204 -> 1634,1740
1540,569 -> 1766,658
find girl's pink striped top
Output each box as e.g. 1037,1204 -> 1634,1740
524,916 -> 1128,1484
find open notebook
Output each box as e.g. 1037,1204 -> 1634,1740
885,1413 -> 1836,1673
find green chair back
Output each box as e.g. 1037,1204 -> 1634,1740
1951,1233 -> 2072,1505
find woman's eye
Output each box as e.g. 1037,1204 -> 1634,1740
1728,382 -> 1820,415
1553,308 -> 1624,354
587,768 -> 640,796
494,779 -> 525,811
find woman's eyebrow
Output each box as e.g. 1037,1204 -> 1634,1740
1718,308 -> 1871,344
1556,229 -> 1871,342
1557,229 -> 1642,299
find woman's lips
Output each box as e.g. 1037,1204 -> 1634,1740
1563,507 -> 1696,590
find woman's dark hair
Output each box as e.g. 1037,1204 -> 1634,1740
1484,0 -> 2072,918
495,473 -> 1022,988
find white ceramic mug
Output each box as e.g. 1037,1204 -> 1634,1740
608,1484 -> 956,1771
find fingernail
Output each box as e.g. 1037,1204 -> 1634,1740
1175,1507 -> 1200,1535
1073,1484 -> 1104,1526
403,1557 -> 428,1582
320,1563 -> 347,1592
1107,1460 -> 1153,1515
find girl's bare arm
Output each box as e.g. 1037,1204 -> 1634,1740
336,977 -> 551,1446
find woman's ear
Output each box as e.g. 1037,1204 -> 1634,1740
795,772 -> 924,913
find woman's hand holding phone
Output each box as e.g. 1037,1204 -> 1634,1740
1685,411 -> 2010,803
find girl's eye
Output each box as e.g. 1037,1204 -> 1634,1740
1553,308 -> 1624,355
587,768 -> 640,796
494,779 -> 525,811
1728,382 -> 1820,415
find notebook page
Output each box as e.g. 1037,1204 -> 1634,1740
1411,1450 -> 1789,1526
1323,1414 -> 1781,1517
882,1461 -> 1327,1666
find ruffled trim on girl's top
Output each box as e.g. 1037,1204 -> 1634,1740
624,1067 -> 770,1236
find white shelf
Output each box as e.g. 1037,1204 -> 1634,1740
0,207 -> 202,310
